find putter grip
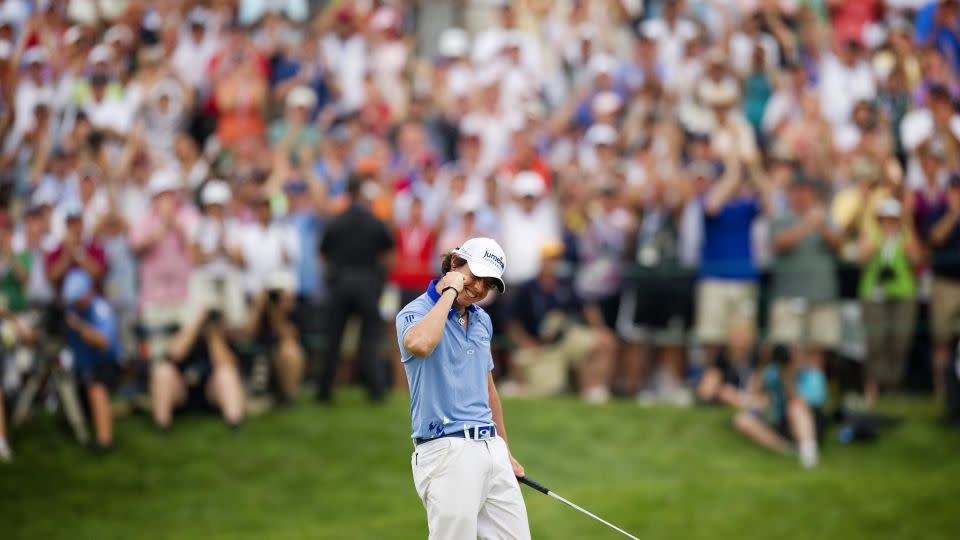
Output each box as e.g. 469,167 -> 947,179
518,476 -> 550,495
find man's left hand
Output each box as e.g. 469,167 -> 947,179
510,454 -> 525,478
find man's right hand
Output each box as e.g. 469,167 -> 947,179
436,271 -> 465,295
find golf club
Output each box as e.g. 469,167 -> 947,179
518,476 -> 641,540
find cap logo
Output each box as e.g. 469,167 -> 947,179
482,250 -> 505,272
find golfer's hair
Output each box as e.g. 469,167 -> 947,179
440,252 -> 468,275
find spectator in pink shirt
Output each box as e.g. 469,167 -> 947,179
128,168 -> 198,398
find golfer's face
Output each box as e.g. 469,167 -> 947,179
455,265 -> 496,307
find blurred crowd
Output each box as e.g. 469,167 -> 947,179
2,0 -> 960,467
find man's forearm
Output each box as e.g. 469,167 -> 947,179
488,375 -> 509,445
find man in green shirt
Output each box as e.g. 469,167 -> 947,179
0,211 -> 33,463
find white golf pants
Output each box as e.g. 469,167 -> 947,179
412,435 -> 531,540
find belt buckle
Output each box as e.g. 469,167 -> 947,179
468,424 -> 495,441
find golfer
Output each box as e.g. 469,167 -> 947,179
396,237 -> 531,540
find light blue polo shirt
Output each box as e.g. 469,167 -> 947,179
396,280 -> 495,440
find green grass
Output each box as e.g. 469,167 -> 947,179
3,392 -> 959,540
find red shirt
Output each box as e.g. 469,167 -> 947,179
500,155 -> 552,191
390,224 -> 436,290
45,241 -> 108,294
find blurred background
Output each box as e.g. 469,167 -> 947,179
1,0 -> 960,539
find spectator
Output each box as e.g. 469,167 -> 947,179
317,175 -> 395,403
45,211 -> 107,296
130,169 -> 198,427
694,151 -> 768,365
499,171 -> 562,289
733,345 -> 827,468
925,174 -> 960,400
767,176 -> 842,371
62,269 -> 120,452
618,170 -> 699,403
858,198 -> 921,406
186,180 -> 247,333
390,197 -> 438,308
697,317 -> 758,408
235,194 -> 303,404
506,241 -> 614,403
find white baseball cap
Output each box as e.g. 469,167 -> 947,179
876,198 -> 902,219
148,169 -> 182,197
286,85 -> 317,109
452,237 -> 507,293
512,171 -> 546,198
201,180 -> 232,206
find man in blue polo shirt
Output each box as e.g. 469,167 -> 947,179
63,268 -> 120,453
396,237 -> 530,540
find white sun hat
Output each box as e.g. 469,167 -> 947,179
452,237 -> 507,293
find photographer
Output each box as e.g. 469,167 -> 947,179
151,303 -> 246,431
858,198 -> 921,406
236,196 -> 304,403
62,269 -> 120,453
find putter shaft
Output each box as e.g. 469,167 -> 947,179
518,477 -> 640,540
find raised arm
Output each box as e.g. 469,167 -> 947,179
401,273 -> 464,357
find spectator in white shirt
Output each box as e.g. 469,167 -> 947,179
172,7 -> 221,93
640,0 -> 699,84
320,7 -> 367,112
472,1 -> 541,77
499,171 -> 562,288
236,195 -> 304,403
186,180 -> 247,332
818,40 -> 877,133
729,10 -> 780,78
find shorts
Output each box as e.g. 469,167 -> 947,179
77,361 -> 119,389
140,303 -> 186,363
767,299 -> 841,349
773,406 -> 827,444
618,271 -> 695,345
512,325 -> 597,396
931,277 -> 960,342
695,279 -> 758,345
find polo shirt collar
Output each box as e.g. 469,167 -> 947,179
426,279 -> 478,320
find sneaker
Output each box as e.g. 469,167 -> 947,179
583,387 -> 610,405
0,439 -> 12,463
636,389 -> 660,407
798,442 -> 819,469
661,386 -> 693,408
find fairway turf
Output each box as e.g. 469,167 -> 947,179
2,392 -> 959,540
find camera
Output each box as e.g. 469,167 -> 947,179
267,288 -> 282,304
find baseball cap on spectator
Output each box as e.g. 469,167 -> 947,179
62,269 -> 94,304
512,171 -> 546,198
592,92 -> 622,117
201,180 -> 232,206
0,40 -> 11,61
286,86 -> 317,110
688,160 -> 717,181
876,198 -> 902,219
22,46 -> 47,65
452,237 -> 507,293
588,54 -> 618,78
585,124 -> 618,147
187,7 -> 210,27
88,44 -> 113,65
370,7 -> 399,32
900,108 -> 934,152
335,6 -> 354,24
438,28 -> 469,59
456,193 -> 482,215
31,182 -> 59,208
148,169 -> 182,197
63,25 -> 83,46
0,211 -> 11,230
459,115 -> 484,139
104,24 -> 133,46
79,163 -> 103,180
